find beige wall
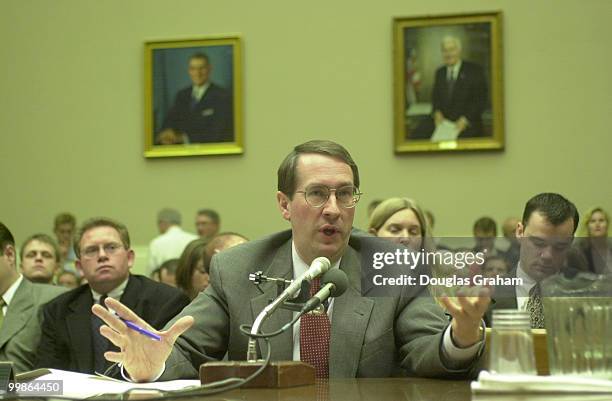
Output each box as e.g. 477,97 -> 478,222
1,0 -> 610,260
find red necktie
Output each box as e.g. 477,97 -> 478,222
299,278 -> 331,378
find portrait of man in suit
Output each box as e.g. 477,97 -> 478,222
157,52 -> 234,145
431,35 -> 488,139
145,38 -> 243,157
395,14 -> 502,151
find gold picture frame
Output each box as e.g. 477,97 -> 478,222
393,12 -> 503,153
144,36 -> 243,158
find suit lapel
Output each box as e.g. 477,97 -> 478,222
66,288 -> 95,371
249,240 -> 293,361
0,279 -> 34,348
330,245 -> 374,378
118,276 -> 138,311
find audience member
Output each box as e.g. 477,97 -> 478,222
159,258 -> 179,287
486,193 -> 579,328
481,256 -> 509,278
425,210 -> 436,232
0,222 -> 65,373
53,212 -> 78,272
57,270 -> 79,289
472,217 -> 501,256
93,140 -> 488,382
150,268 -> 161,282
19,234 -> 60,284
195,209 -> 220,239
501,217 -> 520,267
147,208 -> 198,275
368,197 -> 434,252
366,199 -> 383,219
572,207 -> 611,273
174,239 -> 208,300
202,232 -> 248,275
37,217 -> 190,374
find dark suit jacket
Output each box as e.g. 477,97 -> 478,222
36,274 -> 190,373
432,61 -> 488,138
162,83 -> 233,143
571,237 -> 612,274
0,279 -> 65,373
161,230 -> 483,380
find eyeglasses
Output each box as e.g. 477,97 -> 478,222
81,242 -> 124,259
295,184 -> 362,208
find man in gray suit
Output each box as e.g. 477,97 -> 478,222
94,140 -> 490,382
0,222 -> 65,373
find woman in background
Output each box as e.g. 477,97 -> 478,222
175,238 -> 208,300
367,197 -> 434,252
574,207 -> 611,273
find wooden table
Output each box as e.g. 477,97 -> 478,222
173,378 -> 472,401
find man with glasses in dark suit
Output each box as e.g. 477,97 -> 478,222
37,217 -> 189,374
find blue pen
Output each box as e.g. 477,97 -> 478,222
119,318 -> 161,341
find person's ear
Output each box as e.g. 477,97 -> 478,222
277,191 -> 291,221
3,245 -> 16,267
126,249 -> 135,269
75,259 -> 84,276
516,221 -> 525,239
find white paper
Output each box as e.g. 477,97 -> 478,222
471,370 -> 612,394
431,120 -> 460,142
23,369 -> 200,399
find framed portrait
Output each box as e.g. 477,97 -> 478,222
144,36 -> 243,158
393,12 -> 503,153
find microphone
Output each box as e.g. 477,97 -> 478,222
246,256 -> 331,361
279,256 -> 331,301
301,268 -> 349,314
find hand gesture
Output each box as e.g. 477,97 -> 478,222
438,286 -> 490,348
92,297 -> 194,382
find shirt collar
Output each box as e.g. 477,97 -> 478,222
291,241 -> 341,279
192,83 -> 210,99
91,275 -> 129,303
517,262 -> 537,289
2,275 -> 23,306
448,60 -> 462,77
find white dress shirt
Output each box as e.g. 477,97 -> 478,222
1,275 -> 23,315
147,226 -> 198,274
515,263 -> 537,311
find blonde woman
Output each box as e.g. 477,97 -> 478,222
367,197 -> 434,252
574,207 -> 611,273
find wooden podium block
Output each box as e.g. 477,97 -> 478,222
200,361 -> 315,388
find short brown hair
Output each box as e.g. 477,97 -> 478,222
277,140 -> 360,197
0,222 -> 15,255
473,217 -> 497,235
74,217 -> 131,258
20,233 -> 61,262
54,213 -> 76,230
